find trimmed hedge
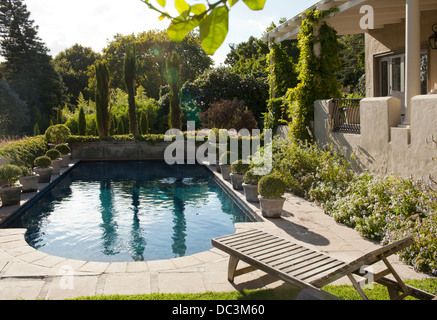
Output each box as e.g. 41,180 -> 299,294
0,136 -> 48,168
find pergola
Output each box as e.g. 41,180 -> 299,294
263,0 -> 437,124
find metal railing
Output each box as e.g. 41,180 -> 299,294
330,98 -> 362,134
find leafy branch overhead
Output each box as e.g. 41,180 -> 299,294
141,0 -> 267,55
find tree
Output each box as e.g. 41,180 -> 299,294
124,43 -> 138,135
0,0 -> 68,132
78,105 -> 86,136
54,44 -> 100,104
93,30 -> 213,100
166,51 -> 182,130
0,78 -> 29,136
338,34 -> 365,91
95,62 -> 111,137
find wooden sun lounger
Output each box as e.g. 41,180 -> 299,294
212,229 -> 436,300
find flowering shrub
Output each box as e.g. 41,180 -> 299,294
272,138 -> 437,275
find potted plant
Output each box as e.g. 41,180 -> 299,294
33,156 -> 53,183
45,124 -> 71,148
242,169 -> 262,203
46,149 -> 62,174
19,166 -> 40,193
258,174 -> 287,218
0,164 -> 23,206
230,160 -> 250,190
55,144 -> 71,168
219,151 -> 232,180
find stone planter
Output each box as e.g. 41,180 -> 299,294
19,174 -> 40,193
51,159 -> 62,174
230,173 -> 244,190
34,167 -> 53,183
60,153 -> 71,168
259,197 -> 286,219
0,185 -> 22,206
243,183 -> 259,203
220,164 -> 231,180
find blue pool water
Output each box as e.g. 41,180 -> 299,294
12,161 -> 255,262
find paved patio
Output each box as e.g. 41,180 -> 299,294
0,162 -> 432,300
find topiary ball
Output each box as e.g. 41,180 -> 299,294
46,149 -> 62,160
230,160 -> 250,174
34,156 -> 53,168
258,174 -> 287,199
243,169 -> 263,185
55,144 -> 71,155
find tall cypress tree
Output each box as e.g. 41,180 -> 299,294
124,43 -> 138,135
166,51 -> 182,130
95,61 -> 111,137
0,0 -> 67,132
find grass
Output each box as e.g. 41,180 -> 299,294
72,279 -> 437,300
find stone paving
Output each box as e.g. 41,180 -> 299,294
0,162 -> 433,300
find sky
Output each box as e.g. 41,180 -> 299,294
24,0 -> 317,65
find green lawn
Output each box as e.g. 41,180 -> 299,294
73,279 -> 436,301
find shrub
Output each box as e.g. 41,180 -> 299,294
0,136 -> 48,168
199,99 -> 258,131
243,169 -> 263,185
230,160 -> 250,174
46,149 -> 62,160
258,174 -> 287,199
0,164 -> 22,186
20,166 -> 34,177
34,156 -> 52,168
181,67 -> 269,122
55,144 -> 71,155
45,124 -> 71,145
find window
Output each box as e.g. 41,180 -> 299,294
379,51 -> 429,97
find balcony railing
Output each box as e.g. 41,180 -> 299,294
330,98 -> 362,134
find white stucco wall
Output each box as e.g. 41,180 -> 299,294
314,95 -> 437,179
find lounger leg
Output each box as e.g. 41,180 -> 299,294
347,274 -> 369,300
228,255 -> 240,283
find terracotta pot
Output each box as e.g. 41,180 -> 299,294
60,153 -> 71,168
259,196 -> 286,218
33,167 -> 53,183
220,165 -> 231,180
51,159 -> 62,174
19,175 -> 40,193
243,183 -> 259,203
230,173 -> 244,190
0,185 -> 22,206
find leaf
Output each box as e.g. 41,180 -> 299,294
199,6 -> 229,55
228,0 -> 240,7
167,18 -> 200,42
242,0 -> 266,10
156,0 -> 166,7
175,0 -> 190,15
191,4 -> 206,15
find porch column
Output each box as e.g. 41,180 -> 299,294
404,0 -> 421,124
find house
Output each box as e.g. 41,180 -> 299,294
264,0 -> 437,179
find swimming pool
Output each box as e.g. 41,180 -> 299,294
11,161 -> 257,262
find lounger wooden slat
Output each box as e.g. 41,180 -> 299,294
243,241 -> 293,257
212,229 -> 436,300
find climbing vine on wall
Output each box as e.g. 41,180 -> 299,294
264,43 -> 297,132
286,9 -> 342,142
